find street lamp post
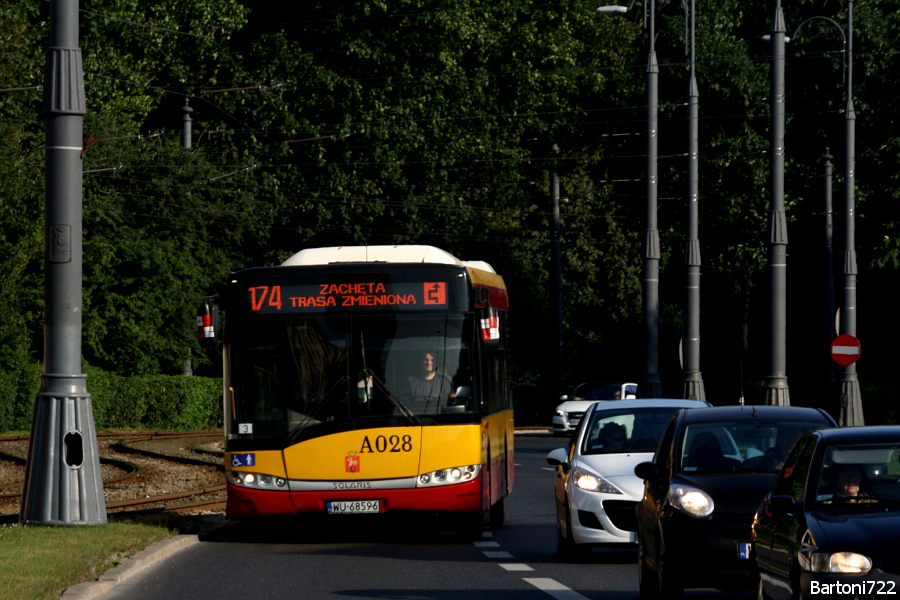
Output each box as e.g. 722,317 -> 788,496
764,0 -> 790,406
840,0 -> 863,425
682,0 -> 705,402
791,1 -> 863,424
598,0 -> 662,398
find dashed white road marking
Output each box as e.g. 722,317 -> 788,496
482,551 -> 515,559
541,467 -> 556,471
523,578 -> 591,600
499,563 -> 534,572
481,532 -> 494,538
473,541 -> 500,547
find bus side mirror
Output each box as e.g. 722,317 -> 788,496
479,306 -> 501,348
197,298 -> 219,348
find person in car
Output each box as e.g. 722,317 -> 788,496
598,422 -> 627,452
819,463 -> 869,502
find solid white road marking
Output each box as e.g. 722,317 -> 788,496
499,563 -> 534,572
523,578 -> 591,600
483,551 -> 515,559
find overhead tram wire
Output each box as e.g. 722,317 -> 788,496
82,202 -> 632,247
85,163 -> 639,230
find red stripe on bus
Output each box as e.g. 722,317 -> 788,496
226,476 -> 483,520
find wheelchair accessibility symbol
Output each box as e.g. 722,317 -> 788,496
231,453 -> 256,467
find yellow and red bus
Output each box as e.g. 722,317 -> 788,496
211,245 -> 513,535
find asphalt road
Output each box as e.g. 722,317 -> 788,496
95,433 -> 754,600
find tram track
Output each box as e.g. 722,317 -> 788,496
0,431 -> 227,520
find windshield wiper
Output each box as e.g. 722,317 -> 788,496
362,368 -> 421,426
288,375 -> 349,443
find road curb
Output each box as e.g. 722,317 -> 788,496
61,534 -> 200,599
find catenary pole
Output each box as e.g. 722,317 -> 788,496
841,0 -> 863,425
640,0 -> 663,398
823,149 -> 836,386
682,0 -> 705,402
550,146 -> 566,396
764,0 -> 790,406
20,0 -> 106,526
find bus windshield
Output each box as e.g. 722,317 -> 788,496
230,313 -> 474,442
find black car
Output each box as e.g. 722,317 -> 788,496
753,425 -> 900,600
634,404 -> 837,597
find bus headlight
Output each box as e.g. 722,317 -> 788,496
417,464 -> 481,487
228,471 -> 288,490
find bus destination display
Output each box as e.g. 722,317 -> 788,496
245,280 -> 451,314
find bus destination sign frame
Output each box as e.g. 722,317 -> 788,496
243,277 -> 454,315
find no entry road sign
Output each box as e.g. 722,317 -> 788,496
831,334 -> 861,367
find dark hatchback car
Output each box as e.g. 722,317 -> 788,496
753,426 -> 900,600
634,405 -> 837,597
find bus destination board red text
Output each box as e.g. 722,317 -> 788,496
247,281 -> 448,313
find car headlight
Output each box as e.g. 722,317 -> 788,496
573,469 -> 623,494
800,551 -> 872,574
555,410 -> 565,417
667,484 -> 714,517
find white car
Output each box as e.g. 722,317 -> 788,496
551,382 -> 638,435
547,398 -> 710,556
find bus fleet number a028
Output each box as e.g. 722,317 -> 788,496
359,435 -> 413,453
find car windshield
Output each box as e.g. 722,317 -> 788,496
678,420 -> 825,473
814,443 -> 900,508
582,406 -> 682,455
576,384 -> 625,401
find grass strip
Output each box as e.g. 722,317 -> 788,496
0,519 -> 177,600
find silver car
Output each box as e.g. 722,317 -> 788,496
547,398 -> 710,556
551,382 -> 637,435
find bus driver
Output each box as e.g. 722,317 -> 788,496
408,351 -> 455,403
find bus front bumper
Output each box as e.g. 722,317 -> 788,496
226,476 -> 483,520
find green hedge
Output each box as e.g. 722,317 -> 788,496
0,363 -> 222,433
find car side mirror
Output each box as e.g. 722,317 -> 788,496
634,461 -> 660,481
767,495 -> 797,515
558,394 -> 569,402
546,447 -> 568,469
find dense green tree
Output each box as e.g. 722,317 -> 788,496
2,0 -> 900,413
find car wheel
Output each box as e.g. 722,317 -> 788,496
637,534 -> 659,600
657,550 -> 684,598
557,505 -> 584,559
556,517 -> 568,555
